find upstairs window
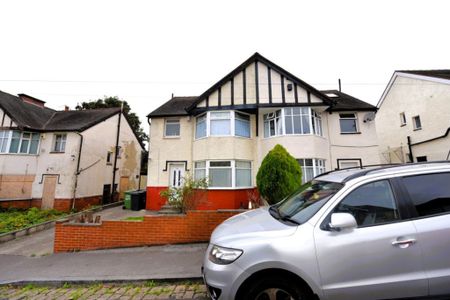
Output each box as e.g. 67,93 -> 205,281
263,108 -> 322,138
413,115 -> 422,130
235,112 -> 250,137
339,113 -> 358,133
0,130 -> 40,155
53,134 -> 67,153
210,112 -> 231,136
195,114 -> 207,139
164,119 -> 180,137
195,111 -> 251,139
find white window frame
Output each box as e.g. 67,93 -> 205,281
263,107 -> 323,138
338,159 -> 362,170
412,115 -> 422,130
339,113 -> 359,134
52,133 -> 67,153
0,130 -> 40,155
193,159 -> 253,189
194,111 -> 251,140
297,158 -> 326,183
400,112 -> 406,126
164,119 -> 181,138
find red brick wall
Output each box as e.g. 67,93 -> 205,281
0,199 -> 41,210
54,210 -> 242,253
146,186 -> 257,211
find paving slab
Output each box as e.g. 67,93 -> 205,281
0,243 -> 207,285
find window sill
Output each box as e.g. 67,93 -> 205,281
400,124 -> 406,127
207,187 -> 255,190
0,153 -> 39,156
262,134 -> 325,140
413,128 -> 422,131
194,135 -> 252,141
49,151 -> 66,154
163,136 -> 181,139
340,132 -> 361,135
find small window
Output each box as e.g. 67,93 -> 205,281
235,161 -> 252,187
106,151 -> 113,165
194,161 -> 206,180
235,112 -> 250,138
195,114 -> 207,139
338,159 -> 361,170
416,156 -> 427,162
400,112 -> 406,126
413,116 -> 422,130
53,134 -> 67,153
402,173 -> 450,218
333,180 -> 400,227
164,119 -> 180,137
339,113 -> 358,133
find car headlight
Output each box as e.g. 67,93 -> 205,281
209,245 -> 243,265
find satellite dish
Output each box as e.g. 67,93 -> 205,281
363,112 -> 375,123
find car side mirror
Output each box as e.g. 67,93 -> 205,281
329,213 -> 357,231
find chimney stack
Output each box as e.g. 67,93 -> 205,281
64,105 -> 70,111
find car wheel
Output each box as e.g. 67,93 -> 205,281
241,277 -> 310,300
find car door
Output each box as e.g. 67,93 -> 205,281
401,172 -> 450,296
314,179 -> 428,300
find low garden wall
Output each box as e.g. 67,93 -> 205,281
54,210 -> 244,253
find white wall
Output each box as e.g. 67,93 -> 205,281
376,75 -> 450,163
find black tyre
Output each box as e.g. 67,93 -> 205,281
240,276 -> 311,300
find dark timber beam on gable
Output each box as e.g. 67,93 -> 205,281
281,76 -> 286,103
255,61 -> 259,104
231,78 -> 234,106
268,67 -> 272,104
243,69 -> 247,105
294,83 -> 298,103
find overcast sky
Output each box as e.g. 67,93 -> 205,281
1,0 -> 449,129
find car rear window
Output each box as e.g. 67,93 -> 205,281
402,172 -> 450,218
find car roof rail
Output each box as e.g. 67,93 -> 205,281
342,160 -> 450,182
313,161 -> 450,182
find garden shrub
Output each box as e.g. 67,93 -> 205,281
256,144 -> 302,205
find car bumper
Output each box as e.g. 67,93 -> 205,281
202,245 -> 249,300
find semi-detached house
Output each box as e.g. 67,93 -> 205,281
0,91 -> 144,211
146,53 -> 379,210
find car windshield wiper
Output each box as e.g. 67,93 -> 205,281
280,215 -> 301,225
270,206 -> 301,225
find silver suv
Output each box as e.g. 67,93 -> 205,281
202,162 -> 450,300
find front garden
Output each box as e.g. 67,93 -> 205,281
0,207 -> 67,234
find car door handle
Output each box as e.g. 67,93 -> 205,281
392,238 -> 416,248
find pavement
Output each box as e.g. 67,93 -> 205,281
0,243 -> 208,285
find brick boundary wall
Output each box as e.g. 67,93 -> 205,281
54,210 -> 244,253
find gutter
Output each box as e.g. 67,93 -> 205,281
72,133 -> 84,210
111,111 -> 122,203
410,127 -> 450,146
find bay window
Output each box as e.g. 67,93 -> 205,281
297,158 -> 326,183
194,160 -> 252,188
210,112 -> 231,136
0,130 -> 40,155
263,108 -> 323,138
195,111 -> 251,139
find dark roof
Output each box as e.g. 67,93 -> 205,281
397,70 -> 450,81
321,90 -> 377,112
0,90 -> 121,132
147,96 -> 198,118
187,52 -> 332,111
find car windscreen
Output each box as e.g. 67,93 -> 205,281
274,181 -> 344,224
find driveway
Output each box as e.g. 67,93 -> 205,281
0,206 -> 155,257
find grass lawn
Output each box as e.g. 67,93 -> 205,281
124,216 -> 144,221
0,207 -> 67,234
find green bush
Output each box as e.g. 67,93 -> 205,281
0,207 -> 67,234
256,144 -> 303,205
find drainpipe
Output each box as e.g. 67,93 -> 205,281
72,132 -> 83,210
407,136 -> 414,163
111,109 -> 122,203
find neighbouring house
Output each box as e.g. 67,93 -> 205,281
146,53 -> 379,210
0,91 -> 145,211
376,70 -> 450,163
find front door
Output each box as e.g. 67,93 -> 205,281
314,179 -> 428,300
169,163 -> 184,188
42,175 -> 57,209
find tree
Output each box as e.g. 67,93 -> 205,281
75,96 -> 148,144
256,144 -> 302,205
